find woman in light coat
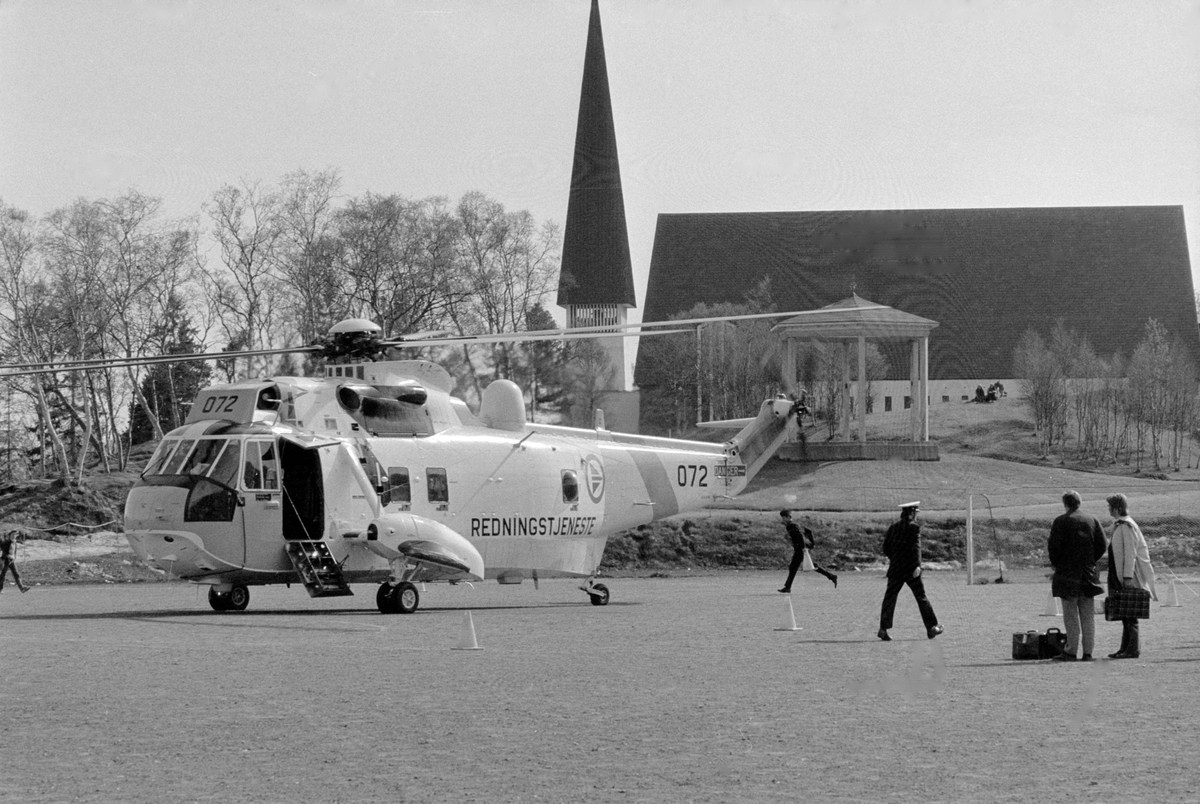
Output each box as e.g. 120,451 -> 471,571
1106,493 -> 1158,659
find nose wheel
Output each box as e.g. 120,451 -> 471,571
377,581 -> 420,614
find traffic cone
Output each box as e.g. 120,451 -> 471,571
774,595 -> 802,631
1161,579 -> 1182,607
453,610 -> 483,650
1041,589 -> 1062,616
801,552 -> 815,572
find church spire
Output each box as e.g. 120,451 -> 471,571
556,0 -> 636,308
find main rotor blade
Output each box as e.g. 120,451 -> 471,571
382,308 -> 846,345
379,309 -> 830,348
383,328 -> 693,348
0,345 -> 322,378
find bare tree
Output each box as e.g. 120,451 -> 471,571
564,340 -> 615,428
275,168 -> 346,352
98,192 -> 198,454
334,192 -> 463,336
451,192 -> 560,390
0,202 -> 71,479
1013,326 -> 1069,455
204,180 -> 285,378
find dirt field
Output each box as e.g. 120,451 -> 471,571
3,571 -> 1198,803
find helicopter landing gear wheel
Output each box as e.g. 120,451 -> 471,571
376,582 -> 393,613
588,583 -> 610,606
227,585 -> 250,611
208,587 -> 230,611
377,581 -> 420,614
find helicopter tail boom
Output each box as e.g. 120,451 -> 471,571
724,398 -> 798,485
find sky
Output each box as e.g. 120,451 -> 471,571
2,0 -> 1198,328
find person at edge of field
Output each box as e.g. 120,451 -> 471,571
1105,493 -> 1157,659
0,529 -> 30,593
1047,490 -> 1107,661
877,501 -> 943,641
777,509 -> 837,593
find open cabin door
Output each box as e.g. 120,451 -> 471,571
279,437 -> 327,541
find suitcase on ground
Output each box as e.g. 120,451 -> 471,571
1012,630 -> 1040,660
1038,627 -> 1067,659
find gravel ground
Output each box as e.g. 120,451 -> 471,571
2,570 -> 1198,803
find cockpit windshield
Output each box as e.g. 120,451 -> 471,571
143,437 -> 242,488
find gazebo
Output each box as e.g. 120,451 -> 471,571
773,295 -> 939,454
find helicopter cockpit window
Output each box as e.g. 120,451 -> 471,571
208,440 -> 241,488
181,438 -> 225,478
426,468 -> 449,504
162,439 -> 197,475
561,470 -> 579,504
143,439 -> 180,476
243,440 -> 279,491
383,467 -> 410,506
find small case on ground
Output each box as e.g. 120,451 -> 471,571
1012,630 -> 1040,660
1038,627 -> 1067,659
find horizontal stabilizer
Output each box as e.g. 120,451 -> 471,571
696,417 -> 753,430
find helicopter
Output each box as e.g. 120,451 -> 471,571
14,314 -> 807,614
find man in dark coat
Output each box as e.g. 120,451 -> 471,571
778,510 -> 837,593
1047,490 -> 1107,661
878,502 -> 942,641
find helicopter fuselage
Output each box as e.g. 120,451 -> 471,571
122,358 -> 791,612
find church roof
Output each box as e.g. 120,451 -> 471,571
640,206 -> 1197,380
556,0 -> 636,308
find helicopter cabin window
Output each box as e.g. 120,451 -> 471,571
426,468 -> 449,505
383,467 -> 410,507
243,440 -> 280,490
144,438 -> 180,476
562,470 -> 579,504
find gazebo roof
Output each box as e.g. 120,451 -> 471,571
772,294 -> 939,340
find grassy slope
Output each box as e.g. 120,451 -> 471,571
601,397 -> 1200,573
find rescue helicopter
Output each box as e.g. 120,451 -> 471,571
9,314 -> 809,614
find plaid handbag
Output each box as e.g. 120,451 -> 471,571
1104,587 -> 1151,621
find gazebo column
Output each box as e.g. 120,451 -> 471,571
856,335 -> 867,443
920,335 -> 930,441
784,337 -> 798,396
840,341 -> 851,439
909,340 -> 919,442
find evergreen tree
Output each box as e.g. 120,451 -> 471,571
128,297 -> 211,444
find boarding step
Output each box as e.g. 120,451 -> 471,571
285,540 -> 354,598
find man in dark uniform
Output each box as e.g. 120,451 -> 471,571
878,501 -> 942,641
0,530 -> 30,593
778,509 -> 837,593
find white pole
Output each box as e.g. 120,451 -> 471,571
966,494 -> 974,586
